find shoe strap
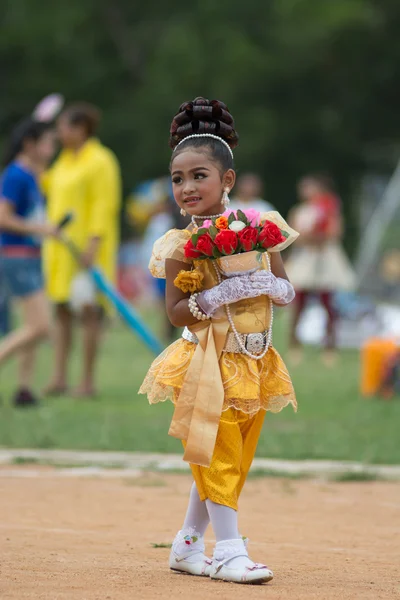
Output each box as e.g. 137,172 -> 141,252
214,551 -> 249,573
174,549 -> 208,563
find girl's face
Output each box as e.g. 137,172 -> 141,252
298,178 -> 322,203
24,130 -> 57,166
35,130 -> 57,165
171,149 -> 235,217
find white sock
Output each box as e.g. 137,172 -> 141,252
205,500 -> 239,541
182,483 -> 210,536
206,501 -> 254,568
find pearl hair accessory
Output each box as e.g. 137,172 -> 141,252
212,258 -> 274,360
188,293 -> 210,321
174,133 -> 234,159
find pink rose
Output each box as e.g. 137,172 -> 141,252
222,209 -> 260,226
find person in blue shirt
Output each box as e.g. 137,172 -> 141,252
0,267 -> 11,335
0,118 -> 58,407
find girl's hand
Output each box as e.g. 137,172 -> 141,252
35,222 -> 62,239
196,274 -> 276,317
249,270 -> 295,305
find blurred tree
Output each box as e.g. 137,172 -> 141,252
1,0 -> 400,251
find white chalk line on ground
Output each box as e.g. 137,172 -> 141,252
0,448 -> 400,479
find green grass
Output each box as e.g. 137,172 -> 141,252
331,471 -> 384,483
1,311 -> 400,464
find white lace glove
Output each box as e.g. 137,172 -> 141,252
249,270 -> 295,305
196,275 -> 274,317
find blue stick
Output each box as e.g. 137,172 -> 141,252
57,215 -> 164,355
90,267 -> 164,355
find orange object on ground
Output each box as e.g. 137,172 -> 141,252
361,338 -> 398,396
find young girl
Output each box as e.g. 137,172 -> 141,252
285,174 -> 355,363
0,118 -> 58,406
140,97 -> 298,584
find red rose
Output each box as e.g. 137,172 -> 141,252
238,226 -> 258,252
196,233 -> 214,257
214,230 -> 238,255
258,220 -> 285,249
184,238 -> 202,259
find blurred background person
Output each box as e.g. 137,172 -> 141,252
229,172 -> 274,213
0,267 -> 11,336
42,103 -> 121,398
285,174 -> 355,365
0,118 -> 58,406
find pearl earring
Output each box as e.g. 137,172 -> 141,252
180,208 -> 187,216
221,188 -> 230,207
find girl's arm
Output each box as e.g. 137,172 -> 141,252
0,199 -> 57,237
165,258 -> 281,325
260,252 -> 295,306
270,252 -> 290,282
165,258 -> 201,328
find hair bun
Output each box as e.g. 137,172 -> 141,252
169,96 -> 238,150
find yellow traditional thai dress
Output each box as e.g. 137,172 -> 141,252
140,211 -> 298,510
42,138 -> 121,303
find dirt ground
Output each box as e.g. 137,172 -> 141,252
0,468 -> 399,600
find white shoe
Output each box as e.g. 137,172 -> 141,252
169,529 -> 212,577
210,538 -> 273,584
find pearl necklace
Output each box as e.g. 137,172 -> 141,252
191,212 -> 224,227
211,258 -> 274,361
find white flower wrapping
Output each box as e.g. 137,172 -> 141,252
228,220 -> 246,232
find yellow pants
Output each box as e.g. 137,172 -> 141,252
184,408 -> 266,511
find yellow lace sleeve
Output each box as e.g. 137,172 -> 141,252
149,229 -> 192,278
260,211 -> 299,253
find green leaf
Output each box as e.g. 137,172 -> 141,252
209,225 -> 219,240
197,228 -> 208,236
191,233 -> 199,246
281,229 -> 290,239
228,212 -> 236,225
236,209 -> 249,225
212,246 -> 222,258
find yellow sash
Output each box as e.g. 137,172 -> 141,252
168,316 -> 231,467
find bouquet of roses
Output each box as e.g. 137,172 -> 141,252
184,209 -> 288,261
174,209 -> 291,292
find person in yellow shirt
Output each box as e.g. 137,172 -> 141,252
42,103 -> 121,397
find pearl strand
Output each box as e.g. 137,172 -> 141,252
188,292 -> 210,321
212,257 -> 274,361
191,212 -> 224,227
